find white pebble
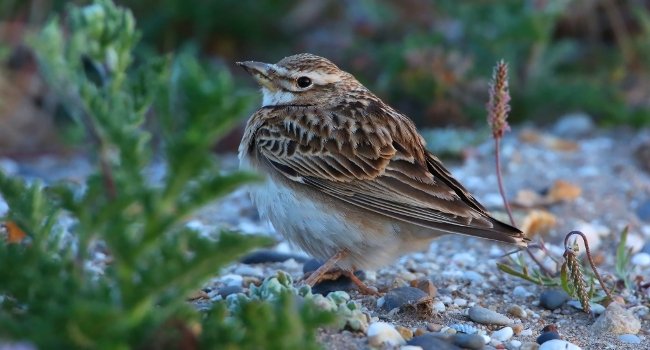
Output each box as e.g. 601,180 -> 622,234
481,334 -> 491,344
631,252 -> 650,267
509,340 -> 522,349
367,322 -> 405,347
233,265 -> 264,277
513,286 -> 531,298
491,326 -> 514,342
539,339 -> 582,350
626,233 -> 645,253
451,252 -> 477,265
220,274 -> 243,287
520,329 -> 533,336
454,298 -> 468,307
433,300 -> 446,313
463,270 -> 485,283
400,346 -> 423,350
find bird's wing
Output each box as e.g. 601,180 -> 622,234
247,105 -> 527,246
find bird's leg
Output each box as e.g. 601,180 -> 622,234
303,251 -> 379,295
304,250 -> 347,286
340,270 -> 379,295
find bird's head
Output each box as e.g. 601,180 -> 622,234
237,53 -> 359,107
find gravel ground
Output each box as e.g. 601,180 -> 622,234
2,116 -> 649,349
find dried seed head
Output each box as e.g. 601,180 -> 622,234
487,60 -> 511,139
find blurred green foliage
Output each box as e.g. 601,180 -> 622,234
0,1 -> 333,348
2,0 -> 650,128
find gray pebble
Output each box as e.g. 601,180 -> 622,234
637,200 -> 650,222
407,333 -> 462,350
591,302 -> 641,335
452,333 -> 485,349
536,332 -> 561,345
240,249 -> 309,264
507,305 -> 527,319
567,300 -> 605,315
539,290 -> 569,310
450,323 -> 479,334
552,113 -> 594,137
217,285 -> 243,298
382,286 -> 429,311
618,334 -> 641,344
468,306 -> 512,326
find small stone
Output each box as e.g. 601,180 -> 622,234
427,323 -> 443,332
536,332 -> 560,345
433,300 -> 446,313
414,328 -> 428,337
539,290 -> 569,310
397,325 -> 414,341
454,298 -> 468,307
463,271 -> 485,283
382,287 -> 431,311
407,333 -> 462,350
631,252 -> 650,267
509,340 -> 522,349
507,305 -> 527,319
637,200 -> 650,222
538,340 -> 581,350
591,302 -> 641,335
491,327 -> 513,342
450,323 -> 479,334
618,334 -> 641,344
513,286 -> 531,299
240,249 -> 308,264
220,274 -> 243,287
512,324 -> 523,335
520,342 -> 539,350
217,285 -> 243,298
567,300 -> 605,315
368,322 -> 406,347
552,113 -> 594,137
452,333 -> 485,349
468,306 -> 513,326
401,346 -> 424,350
232,265 -> 264,278
412,279 -> 438,297
520,329 -> 533,337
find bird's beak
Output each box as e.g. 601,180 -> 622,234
236,61 -> 275,90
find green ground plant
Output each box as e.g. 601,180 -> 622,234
0,1 -> 333,348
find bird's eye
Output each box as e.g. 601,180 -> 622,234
296,76 -> 312,88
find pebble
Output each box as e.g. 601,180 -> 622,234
413,279 -> 437,297
512,324 -> 523,335
509,340 -> 522,349
538,340 -> 581,350
539,290 -> 569,310
520,342 -> 539,350
552,113 -> 594,137
312,277 -> 356,295
452,333 -> 485,349
591,302 -> 641,335
453,298 -> 468,307
507,305 -> 527,319
219,274 -> 243,287
618,334 -> 641,344
513,286 -> 531,299
401,346 -> 424,350
302,259 -> 322,274
433,300 -> 446,313
239,249 -> 308,264
382,287 -> 430,311
217,285 -> 243,298
637,200 -> 650,222
631,252 -> 650,267
566,300 -> 605,315
232,265 -> 264,278
520,329 -> 533,337
450,323 -> 479,334
463,270 -> 485,283
468,306 -> 513,326
536,332 -> 560,345
491,327 -> 513,342
428,323 -> 444,332
407,333 -> 461,350
397,325 -> 414,341
367,322 -> 406,347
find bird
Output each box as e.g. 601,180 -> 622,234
237,53 -> 527,293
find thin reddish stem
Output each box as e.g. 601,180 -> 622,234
564,231 -> 613,300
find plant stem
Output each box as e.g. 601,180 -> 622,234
494,137 -> 515,225
564,231 -> 613,300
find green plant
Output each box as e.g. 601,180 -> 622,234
0,1 -> 333,348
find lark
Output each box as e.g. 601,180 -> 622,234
237,54 -> 527,293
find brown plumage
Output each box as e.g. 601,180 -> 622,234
237,53 -> 527,281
